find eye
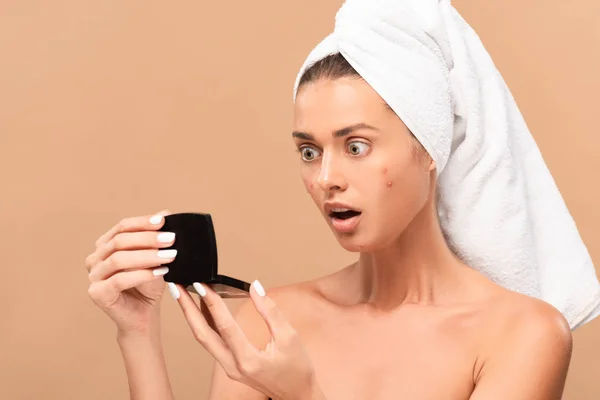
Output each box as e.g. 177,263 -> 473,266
347,141 -> 369,156
299,146 -> 321,162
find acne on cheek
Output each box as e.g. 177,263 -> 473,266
382,166 -> 393,188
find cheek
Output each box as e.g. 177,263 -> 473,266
302,180 -> 315,192
301,170 -> 318,196
381,166 -> 393,189
377,163 -> 422,210
385,166 -> 429,212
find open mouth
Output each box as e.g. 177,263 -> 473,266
329,210 -> 362,220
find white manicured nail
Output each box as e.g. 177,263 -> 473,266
157,249 -> 177,258
150,214 -> 163,225
167,282 -> 180,299
193,282 -> 207,297
253,280 -> 265,297
152,267 -> 169,276
157,232 -> 175,243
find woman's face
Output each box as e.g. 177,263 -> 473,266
293,77 -> 435,252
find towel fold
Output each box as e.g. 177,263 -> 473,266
293,0 -> 600,329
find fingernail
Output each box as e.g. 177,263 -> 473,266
193,282 -> 207,297
157,232 -> 175,243
157,249 -> 177,258
253,280 -> 265,297
152,267 -> 169,276
150,214 -> 163,225
167,282 -> 180,299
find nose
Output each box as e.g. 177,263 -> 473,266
316,151 -> 347,193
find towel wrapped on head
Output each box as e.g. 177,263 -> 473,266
293,0 -> 600,329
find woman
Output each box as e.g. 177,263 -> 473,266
86,0 -> 599,399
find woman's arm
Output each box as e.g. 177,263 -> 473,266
116,315 -> 175,400
469,301 -> 573,400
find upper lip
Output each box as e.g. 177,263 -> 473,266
323,201 -> 361,216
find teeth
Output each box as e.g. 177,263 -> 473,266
331,208 -> 351,212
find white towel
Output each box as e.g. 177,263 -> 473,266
292,0 -> 600,329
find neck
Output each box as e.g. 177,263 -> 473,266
356,197 -> 468,309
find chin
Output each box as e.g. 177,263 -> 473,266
330,218 -> 407,253
333,231 -> 379,253
324,213 -> 376,252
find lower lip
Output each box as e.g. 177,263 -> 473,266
330,213 -> 362,233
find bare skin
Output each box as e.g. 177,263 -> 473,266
207,77 -> 573,399
86,76 -> 572,400
209,268 -> 572,399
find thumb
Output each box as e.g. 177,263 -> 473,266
249,280 -> 292,340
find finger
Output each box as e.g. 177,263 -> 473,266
201,300 -> 218,332
192,282 -> 255,357
87,267 -> 168,308
88,230 -> 176,270
249,280 -> 293,341
95,209 -> 172,248
88,248 -> 177,282
85,209 -> 173,275
168,283 -> 235,367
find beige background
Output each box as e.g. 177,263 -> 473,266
1,0 -> 599,398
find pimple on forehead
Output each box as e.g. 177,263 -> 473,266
382,167 -> 388,174
386,181 -> 393,188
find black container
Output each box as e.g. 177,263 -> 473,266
158,212 -> 250,298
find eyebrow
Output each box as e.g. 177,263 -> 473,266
292,122 -> 379,141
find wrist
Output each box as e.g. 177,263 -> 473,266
117,323 -> 161,344
116,309 -> 162,342
117,322 -> 161,346
116,325 -> 166,366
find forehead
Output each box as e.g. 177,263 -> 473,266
293,78 -> 390,131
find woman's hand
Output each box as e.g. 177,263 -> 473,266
167,281 -> 325,400
85,210 -> 177,335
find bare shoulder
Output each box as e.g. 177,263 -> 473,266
469,288 -> 573,399
461,268 -> 572,352
484,289 -> 572,353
